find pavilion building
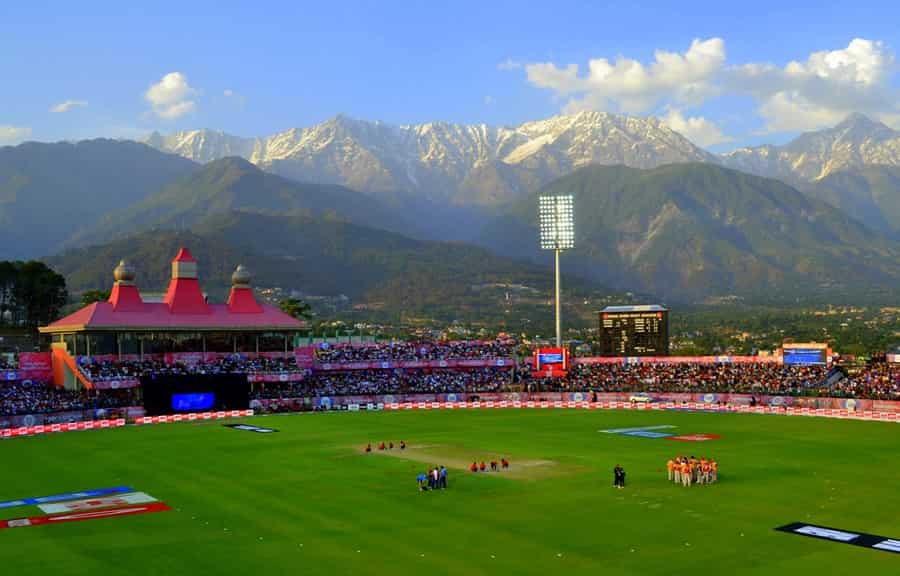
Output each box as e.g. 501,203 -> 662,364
40,248 -> 305,387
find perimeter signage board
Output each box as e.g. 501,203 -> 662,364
776,523 -> 900,554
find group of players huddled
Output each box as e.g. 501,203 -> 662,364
667,455 -> 718,487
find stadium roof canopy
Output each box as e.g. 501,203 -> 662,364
40,248 -> 304,334
599,305 -> 668,313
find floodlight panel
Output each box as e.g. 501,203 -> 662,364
538,195 -> 575,250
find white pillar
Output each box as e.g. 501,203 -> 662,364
555,248 -> 562,348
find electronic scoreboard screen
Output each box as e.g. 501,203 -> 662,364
597,306 -> 669,357
783,348 -> 828,366
532,347 -> 569,377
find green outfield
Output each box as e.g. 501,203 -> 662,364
1,409 -> 898,575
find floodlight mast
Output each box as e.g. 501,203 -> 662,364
538,195 -> 574,348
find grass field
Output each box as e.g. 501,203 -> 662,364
1,409 -> 898,575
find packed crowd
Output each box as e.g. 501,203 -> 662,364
78,356 -> 306,382
0,381 -> 136,416
252,367 -> 514,399
833,363 -> 900,399
249,361 -> 900,400
536,362 -> 832,395
314,340 -> 514,363
3,350 -> 897,418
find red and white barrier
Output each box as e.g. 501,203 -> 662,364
379,401 -> 898,423
133,409 -> 253,425
0,418 -> 126,438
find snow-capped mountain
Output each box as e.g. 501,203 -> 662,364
721,113 -> 900,184
144,111 -> 715,206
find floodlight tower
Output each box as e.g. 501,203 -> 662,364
538,195 -> 575,348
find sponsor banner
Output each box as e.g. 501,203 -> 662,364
16,352 -> 53,381
667,434 -> 721,442
0,486 -> 134,509
599,425 -> 677,439
163,352 -> 205,366
776,523 -> 900,554
39,492 -> 156,514
224,423 -> 278,433
91,378 -> 141,390
574,355 -> 781,365
622,430 -> 674,438
600,425 -> 677,434
0,502 -> 171,530
247,372 -> 305,383
251,393 -> 900,421
293,346 -> 315,369
313,358 -> 512,371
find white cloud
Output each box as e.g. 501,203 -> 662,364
484,95 -> 495,106
730,39 -> 897,133
144,72 -> 198,119
525,38 -> 725,113
50,100 -> 88,113
516,37 -> 900,137
662,109 -> 732,147
0,125 -> 32,144
755,92 -> 847,134
223,89 -> 234,97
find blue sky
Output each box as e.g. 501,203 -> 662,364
1,0 -> 898,150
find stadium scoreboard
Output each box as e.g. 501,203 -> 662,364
780,342 -> 832,365
597,305 -> 669,356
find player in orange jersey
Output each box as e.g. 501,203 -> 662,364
681,461 -> 692,487
667,458 -> 675,481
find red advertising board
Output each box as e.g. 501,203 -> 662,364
532,347 -> 568,377
16,352 -> 53,381
294,346 -> 316,369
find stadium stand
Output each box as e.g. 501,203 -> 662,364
1,346 -> 898,420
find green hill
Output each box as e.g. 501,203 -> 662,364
479,163 -> 900,303
46,210 -> 622,326
0,139 -> 196,258
68,157 -> 418,247
803,166 -> 900,238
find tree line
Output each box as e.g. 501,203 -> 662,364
0,261 -> 68,331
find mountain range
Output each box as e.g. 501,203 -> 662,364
146,111 -> 713,208
479,163 -> 900,302
721,113 -> 900,184
146,112 -> 900,238
1,111 -> 898,310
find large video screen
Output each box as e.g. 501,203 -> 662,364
538,352 -> 564,364
171,392 -> 216,412
141,373 -> 249,416
783,348 -> 827,365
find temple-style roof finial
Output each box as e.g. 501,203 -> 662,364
231,264 -> 252,288
113,259 -> 136,284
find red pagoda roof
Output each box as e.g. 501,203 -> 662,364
42,301 -> 302,332
40,248 -> 304,333
172,247 -> 196,262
